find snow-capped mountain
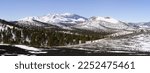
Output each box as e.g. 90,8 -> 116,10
19,13 -> 87,24
18,13 -> 134,32
141,22 -> 150,28
17,13 -> 88,29
128,22 -> 150,29
74,16 -> 132,31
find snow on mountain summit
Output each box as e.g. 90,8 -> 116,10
19,13 -> 87,24
91,16 -> 119,23
18,13 -> 134,31
19,16 -> 36,22
74,16 -> 131,31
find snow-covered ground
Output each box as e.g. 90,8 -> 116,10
0,44 -> 47,56
67,33 -> 150,53
14,45 -> 40,51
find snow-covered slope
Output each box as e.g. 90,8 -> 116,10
67,33 -> 150,53
18,13 -> 134,32
128,22 -> 150,29
91,16 -> 119,24
17,13 -> 88,29
74,16 -> 132,31
1,13 -> 149,32
0,44 -> 47,56
19,13 -> 87,24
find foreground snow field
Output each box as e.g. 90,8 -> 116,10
0,44 -> 47,56
63,33 -> 150,53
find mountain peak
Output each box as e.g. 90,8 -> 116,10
47,13 -> 74,16
90,16 -> 119,23
19,13 -> 87,23
61,13 -> 74,16
19,16 -> 35,22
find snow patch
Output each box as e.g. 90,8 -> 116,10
19,17 -> 35,22
14,45 -> 40,51
91,16 -> 119,24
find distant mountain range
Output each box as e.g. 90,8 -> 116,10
1,13 -> 150,32
15,13 -> 132,31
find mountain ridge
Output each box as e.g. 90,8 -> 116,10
1,13 -> 150,33
15,13 -> 137,32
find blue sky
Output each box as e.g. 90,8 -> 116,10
0,0 -> 150,22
